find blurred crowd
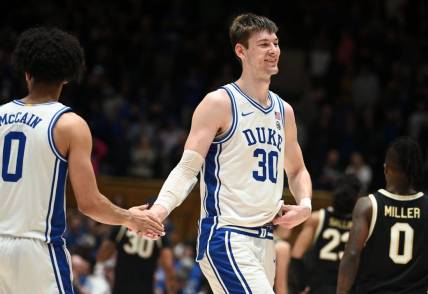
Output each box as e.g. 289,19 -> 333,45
1,0 -> 428,192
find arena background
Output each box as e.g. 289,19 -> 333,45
1,0 -> 427,293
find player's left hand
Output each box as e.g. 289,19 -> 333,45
272,204 -> 311,229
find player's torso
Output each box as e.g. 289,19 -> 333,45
306,207 -> 352,288
0,100 -> 71,244
355,189 -> 428,293
114,226 -> 164,286
199,82 -> 286,228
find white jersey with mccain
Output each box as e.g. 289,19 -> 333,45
0,100 -> 71,245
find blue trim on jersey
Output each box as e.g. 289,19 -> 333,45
213,87 -> 238,144
13,99 -> 58,106
231,83 -> 275,114
206,241 -> 229,293
207,229 -> 251,293
204,144 -> 221,217
226,231 -> 252,293
45,159 -> 59,243
201,165 -> 208,216
196,217 -> 215,260
48,107 -> 72,162
45,159 -> 68,245
224,225 -> 274,240
48,244 -> 63,294
48,244 -> 74,294
274,93 -> 285,127
197,145 -> 222,261
50,160 -> 68,245
54,245 -> 74,293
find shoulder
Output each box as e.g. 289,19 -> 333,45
55,112 -> 90,136
200,88 -> 231,108
192,89 -> 232,126
282,100 -> 295,116
352,196 -> 373,220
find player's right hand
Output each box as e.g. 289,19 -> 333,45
126,205 -> 165,239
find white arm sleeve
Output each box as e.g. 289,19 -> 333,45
154,149 -> 204,214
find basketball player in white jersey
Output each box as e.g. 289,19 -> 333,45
148,13 -> 312,293
0,27 -> 164,294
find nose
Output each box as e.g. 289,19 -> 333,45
268,43 -> 279,55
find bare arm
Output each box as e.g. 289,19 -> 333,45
337,197 -> 372,294
159,247 -> 177,294
150,90 -> 232,221
274,103 -> 312,228
283,103 -> 312,203
291,212 -> 319,258
54,113 -> 164,235
275,241 -> 291,294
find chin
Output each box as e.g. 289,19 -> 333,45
268,67 -> 279,76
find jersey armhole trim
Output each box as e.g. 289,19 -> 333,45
274,93 -> 286,127
48,106 -> 72,163
366,194 -> 377,242
312,209 -> 325,245
213,87 -> 238,144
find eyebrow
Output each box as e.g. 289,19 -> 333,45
256,38 -> 279,43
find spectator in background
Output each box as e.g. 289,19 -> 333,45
128,134 -> 158,178
170,241 -> 204,294
92,137 -> 109,175
72,254 -> 111,294
351,64 -> 380,113
345,151 -> 372,194
317,149 -> 342,190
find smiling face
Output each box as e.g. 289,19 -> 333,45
235,30 -> 281,78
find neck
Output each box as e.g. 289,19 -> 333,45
236,74 -> 271,106
24,83 -> 63,104
385,183 -> 416,195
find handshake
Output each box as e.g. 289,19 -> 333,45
125,203 -> 169,239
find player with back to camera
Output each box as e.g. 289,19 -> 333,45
289,174 -> 361,294
96,202 -> 176,294
0,27 -> 164,294
337,136 -> 428,293
147,13 -> 313,293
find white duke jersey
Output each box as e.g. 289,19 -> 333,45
197,82 -> 286,260
0,100 -> 71,245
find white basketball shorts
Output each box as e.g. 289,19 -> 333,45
198,225 -> 276,294
0,236 -> 73,294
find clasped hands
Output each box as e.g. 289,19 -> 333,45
125,204 -> 165,239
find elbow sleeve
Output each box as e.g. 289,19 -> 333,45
154,149 -> 204,214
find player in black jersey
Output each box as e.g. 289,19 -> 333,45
97,225 -> 176,294
338,137 -> 428,294
289,175 -> 361,294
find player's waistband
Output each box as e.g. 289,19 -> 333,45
219,224 -> 274,240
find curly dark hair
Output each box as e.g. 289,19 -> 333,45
332,174 -> 362,215
12,27 -> 85,84
386,136 -> 424,191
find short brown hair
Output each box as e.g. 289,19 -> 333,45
229,13 -> 278,49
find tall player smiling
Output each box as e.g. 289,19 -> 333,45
148,13 -> 313,293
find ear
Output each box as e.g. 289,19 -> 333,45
383,163 -> 388,176
234,43 -> 246,61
